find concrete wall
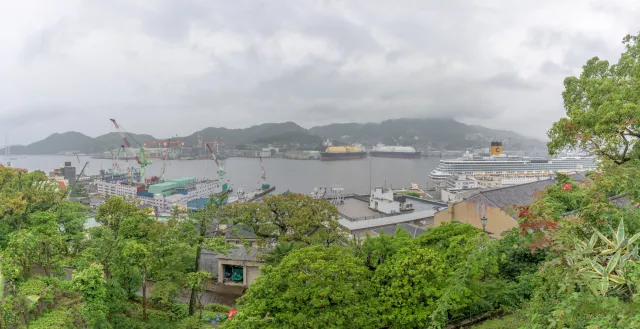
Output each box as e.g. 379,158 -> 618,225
217,259 -> 263,287
246,266 -> 261,286
369,187 -> 400,214
434,201 -> 518,237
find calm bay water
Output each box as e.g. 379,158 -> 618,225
7,155 -> 442,194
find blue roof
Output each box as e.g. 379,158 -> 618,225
187,197 -> 228,211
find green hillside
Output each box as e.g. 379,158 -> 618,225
2,118 -> 544,154
309,118 -> 545,150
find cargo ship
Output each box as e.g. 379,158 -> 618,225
320,146 -> 367,161
370,144 -> 421,158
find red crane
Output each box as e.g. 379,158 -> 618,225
110,118 -> 151,183
206,143 -> 225,182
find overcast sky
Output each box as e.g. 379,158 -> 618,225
2,0 -> 639,144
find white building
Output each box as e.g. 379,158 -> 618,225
477,176 -> 503,189
96,181 -> 139,197
96,179 -> 222,212
369,187 -> 401,214
445,175 -> 479,190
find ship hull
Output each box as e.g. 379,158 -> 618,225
370,151 -> 421,159
320,152 -> 367,161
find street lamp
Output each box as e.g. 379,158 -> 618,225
481,216 -> 488,233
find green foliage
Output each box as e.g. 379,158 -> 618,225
72,263 -> 110,328
0,166 -> 216,329
260,242 -> 297,265
222,245 -> 378,329
495,229 -> 548,280
204,303 -> 231,313
27,309 -> 75,328
547,32 -> 640,165
227,194 -> 348,247
373,245 -> 448,328
395,191 -> 421,198
357,227 -> 412,270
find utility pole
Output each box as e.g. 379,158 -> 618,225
369,157 -> 372,192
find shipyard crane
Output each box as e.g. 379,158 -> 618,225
65,161 -> 89,199
159,139 -> 170,181
109,147 -> 123,177
206,142 -> 225,182
110,119 -> 151,183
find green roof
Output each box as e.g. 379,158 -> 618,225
170,177 -> 196,184
150,182 -> 178,188
148,181 -> 180,194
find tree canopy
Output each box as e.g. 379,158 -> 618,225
226,193 -> 348,248
548,32 -> 640,165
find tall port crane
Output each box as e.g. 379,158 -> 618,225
109,147 -> 122,178
65,161 -> 89,199
110,119 -> 151,183
206,143 -> 225,182
260,156 -> 266,182
159,139 -> 170,181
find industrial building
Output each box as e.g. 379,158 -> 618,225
96,177 -> 225,212
335,189 -> 447,239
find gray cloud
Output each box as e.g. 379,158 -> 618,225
0,106 -> 68,128
2,0 -> 640,143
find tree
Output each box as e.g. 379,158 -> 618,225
186,270 -> 212,320
147,219 -> 196,309
356,227 -> 412,270
221,245 -> 378,329
227,194 -> 348,247
260,242 -> 297,266
2,230 -> 38,281
72,264 -> 110,329
373,245 -> 448,328
0,167 -> 62,234
186,195 -> 232,315
52,200 -> 88,256
28,212 -> 66,277
122,240 -> 151,321
547,32 -> 640,165
86,197 -> 152,280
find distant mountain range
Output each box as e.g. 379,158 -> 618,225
1,118 -> 545,155
309,118 -> 546,150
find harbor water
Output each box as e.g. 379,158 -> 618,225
7,155 -> 442,194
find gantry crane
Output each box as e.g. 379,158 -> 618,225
110,119 -> 151,184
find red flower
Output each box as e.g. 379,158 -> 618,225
563,184 -> 572,192
228,309 -> 238,319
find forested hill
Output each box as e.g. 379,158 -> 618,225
309,118 -> 545,150
2,118 -> 543,154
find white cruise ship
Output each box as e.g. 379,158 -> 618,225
429,142 -> 596,186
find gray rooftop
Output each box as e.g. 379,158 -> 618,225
338,208 -> 436,231
465,174 -> 590,208
609,194 -> 637,208
224,227 -> 258,240
336,198 -> 379,219
371,223 -> 427,237
203,245 -> 263,262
